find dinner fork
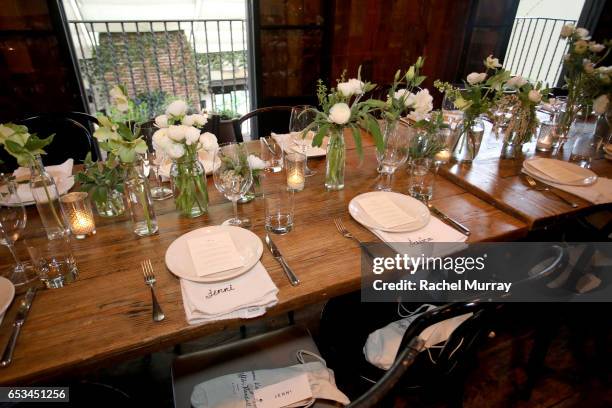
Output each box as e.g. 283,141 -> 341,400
142,259 -> 165,322
334,218 -> 363,245
523,175 -> 578,208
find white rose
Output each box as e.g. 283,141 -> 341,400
167,143 -> 185,159
485,55 -> 502,69
575,27 -> 590,39
393,89 -> 412,107
154,114 -> 169,128
589,42 -> 605,53
167,125 -> 186,142
199,132 -> 218,151
182,114 -> 196,126
166,100 -> 188,117
528,89 -> 542,103
412,89 -> 433,114
560,24 -> 574,38
506,76 -> 528,88
347,78 -> 364,95
594,94 -> 610,115
467,72 -> 487,85
337,82 -> 354,97
328,102 -> 351,125
192,113 -> 208,127
184,126 -> 201,146
337,78 -> 364,97
247,154 -> 266,170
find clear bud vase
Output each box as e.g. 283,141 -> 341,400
123,161 -> 158,236
170,153 -> 209,218
325,128 -> 346,190
29,155 -> 69,239
451,117 -> 485,163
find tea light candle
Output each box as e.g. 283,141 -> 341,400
287,170 -> 305,191
285,152 -> 306,192
60,192 -> 96,239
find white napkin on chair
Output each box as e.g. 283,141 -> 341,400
180,262 -> 278,324
271,132 -> 327,157
7,159 -> 74,204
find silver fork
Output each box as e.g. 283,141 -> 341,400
523,175 -> 578,208
334,218 -> 363,245
142,259 -> 165,322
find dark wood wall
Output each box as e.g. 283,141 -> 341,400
0,0 -> 84,123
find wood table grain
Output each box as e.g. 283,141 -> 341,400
0,135 -> 527,385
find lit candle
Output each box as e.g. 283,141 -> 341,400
287,170 -> 305,191
285,152 -> 306,192
60,192 -> 96,239
70,210 -> 96,237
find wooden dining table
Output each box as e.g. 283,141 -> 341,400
0,127 -> 607,385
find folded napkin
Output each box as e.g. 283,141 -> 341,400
271,132 -> 327,157
367,217 -> 468,256
524,159 -> 585,184
180,262 -> 278,324
521,169 -> 612,205
13,158 -> 73,181
8,159 -> 74,204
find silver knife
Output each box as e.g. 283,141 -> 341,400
265,234 -> 300,286
1,287 -> 37,367
427,204 -> 471,236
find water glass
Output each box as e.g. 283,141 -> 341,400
60,192 -> 96,239
146,151 -> 173,200
260,137 -> 283,172
26,229 -> 77,289
289,106 -> 317,176
408,158 -> 435,203
285,152 -> 306,192
263,175 -> 295,234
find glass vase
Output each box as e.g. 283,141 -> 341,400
29,155 -> 69,239
170,153 -> 209,218
569,112 -> 598,168
93,188 -> 125,218
325,128 -> 346,190
123,161 -> 158,236
451,117 -> 485,163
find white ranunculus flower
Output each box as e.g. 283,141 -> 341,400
166,100 -> 188,117
575,27 -> 589,39
412,89 -> 433,115
184,126 -> 201,146
589,42 -> 605,53
528,90 -> 542,103
337,78 -> 365,97
337,82 -> 354,97
167,143 -> 185,159
167,125 -> 186,141
560,24 -> 574,38
485,55 -> 502,69
155,114 -> 169,128
182,114 -> 196,126
328,102 -> 351,125
506,76 -> 528,89
192,113 -> 208,127
152,128 -> 170,151
594,94 -> 610,115
199,132 -> 218,151
347,78 -> 365,94
467,72 -> 487,85
247,154 -> 266,170
574,40 -> 588,54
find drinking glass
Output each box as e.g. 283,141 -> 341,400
213,143 -> 253,227
0,176 -> 36,287
25,228 -> 77,289
374,120 -> 409,191
145,150 -> 173,200
263,174 -> 295,234
285,152 -> 306,192
408,158 -> 435,203
289,106 -> 318,176
260,136 -> 283,172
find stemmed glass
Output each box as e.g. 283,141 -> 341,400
374,122 -> 410,191
289,106 -> 318,177
145,150 -> 173,200
0,175 -> 36,286
213,143 -> 253,228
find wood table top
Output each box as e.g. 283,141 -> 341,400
0,133 -> 530,384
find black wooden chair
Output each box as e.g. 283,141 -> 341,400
232,106 -> 294,142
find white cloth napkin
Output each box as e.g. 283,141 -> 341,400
180,262 -> 278,325
9,159 -> 74,204
271,132 -> 327,157
367,217 -> 468,255
522,168 -> 612,205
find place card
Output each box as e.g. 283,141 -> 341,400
527,159 -> 584,183
254,373 -> 312,408
187,232 -> 244,277
358,195 -> 416,229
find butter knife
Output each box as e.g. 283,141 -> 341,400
427,204 -> 471,236
265,234 -> 300,286
1,287 -> 37,367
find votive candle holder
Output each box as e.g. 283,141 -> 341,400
285,152 -> 306,192
60,192 -> 96,239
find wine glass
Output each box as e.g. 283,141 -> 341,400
441,93 -> 464,130
289,106 -> 318,176
0,175 -> 36,287
213,143 -> 253,228
374,122 -> 410,191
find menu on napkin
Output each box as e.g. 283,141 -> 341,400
527,159 -> 584,183
358,196 -> 416,229
187,232 -> 244,277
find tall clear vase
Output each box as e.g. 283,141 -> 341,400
170,153 -> 209,218
123,161 -> 158,236
325,128 -> 346,191
569,111 -> 598,168
29,155 -> 69,239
